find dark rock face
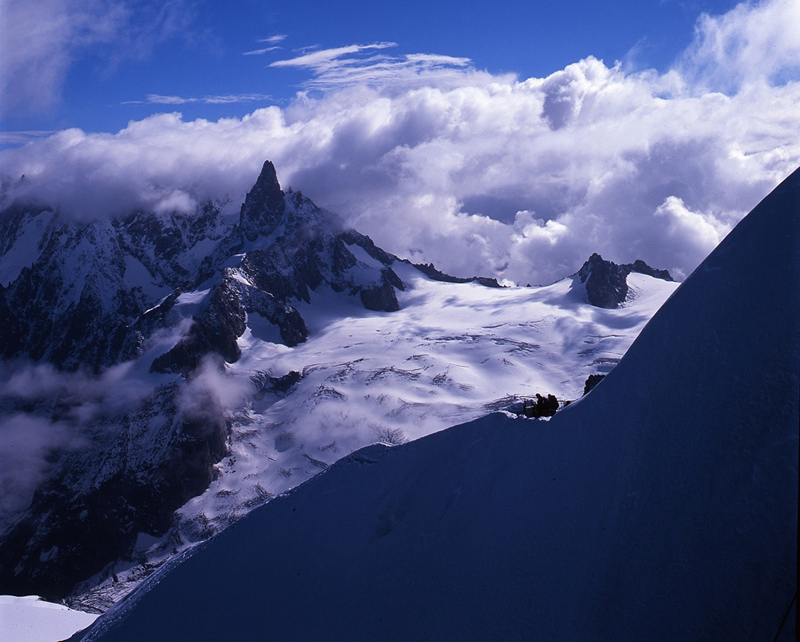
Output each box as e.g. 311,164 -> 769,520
0,160 -> 416,600
0,159 -> 408,374
0,382 -> 229,600
578,253 -> 631,309
361,270 -> 401,312
151,271 -> 309,375
583,374 -> 606,395
252,370 -> 303,398
577,253 -> 673,309
628,259 -> 673,282
0,203 -> 235,371
407,260 -> 503,288
239,161 -> 286,242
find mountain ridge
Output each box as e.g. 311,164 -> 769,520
0,160 -> 681,609
73,168 -> 799,642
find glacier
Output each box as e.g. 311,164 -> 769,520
0,160 -> 679,610
73,167 -> 798,641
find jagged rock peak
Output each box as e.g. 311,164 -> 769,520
578,253 -> 673,309
240,160 -> 286,242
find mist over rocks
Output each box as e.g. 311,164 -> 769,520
75,166 -> 799,642
0,160 -> 414,373
0,159 -> 424,600
0,365 -> 232,602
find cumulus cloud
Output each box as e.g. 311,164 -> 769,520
1,0 -> 798,285
0,0 -> 193,115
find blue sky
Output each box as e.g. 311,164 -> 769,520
1,0 -> 798,285
2,0 -> 741,134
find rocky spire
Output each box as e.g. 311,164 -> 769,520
240,160 -> 286,242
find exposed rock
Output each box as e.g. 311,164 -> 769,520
0,160 -> 410,373
577,253 -> 673,309
583,374 -> 606,395
252,370 -> 303,398
578,253 -> 631,309
0,159 -> 434,601
0,382 -> 229,600
360,270 -> 401,312
628,259 -> 674,282
239,160 -> 286,242
407,260 -> 503,288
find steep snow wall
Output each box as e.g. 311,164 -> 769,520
78,168 -> 799,641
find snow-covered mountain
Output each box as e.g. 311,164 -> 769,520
0,161 -> 678,610
72,166 -> 798,641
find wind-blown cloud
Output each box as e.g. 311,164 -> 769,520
128,93 -> 274,105
260,34 -> 286,45
270,42 -> 476,91
270,42 -> 399,69
244,47 -> 281,56
678,0 -> 800,92
244,35 -> 287,56
1,0 -> 798,285
0,0 -> 193,115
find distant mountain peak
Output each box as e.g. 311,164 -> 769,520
577,253 -> 673,309
239,160 -> 286,242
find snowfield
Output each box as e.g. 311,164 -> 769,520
0,595 -> 97,642
74,169 -> 798,641
77,255 -> 679,608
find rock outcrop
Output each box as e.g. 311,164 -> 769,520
577,253 -> 673,309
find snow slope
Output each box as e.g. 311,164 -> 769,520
0,595 -> 97,642
75,167 -> 798,641
0,160 -> 678,610
71,257 -> 677,608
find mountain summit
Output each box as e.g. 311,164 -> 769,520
0,161 -> 681,613
0,161 -> 406,373
76,168 -> 798,641
239,160 -> 286,241
576,253 -> 673,308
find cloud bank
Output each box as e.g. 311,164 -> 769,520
1,0 -> 799,285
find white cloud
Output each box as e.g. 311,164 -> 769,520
141,93 -> 273,105
269,43 -> 478,92
0,0 -> 193,115
259,34 -> 286,45
679,0 -> 800,91
1,0 -> 798,285
270,42 -> 398,69
0,413 -> 76,524
243,46 -> 280,56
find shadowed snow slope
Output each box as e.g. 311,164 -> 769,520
79,168 -> 799,641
